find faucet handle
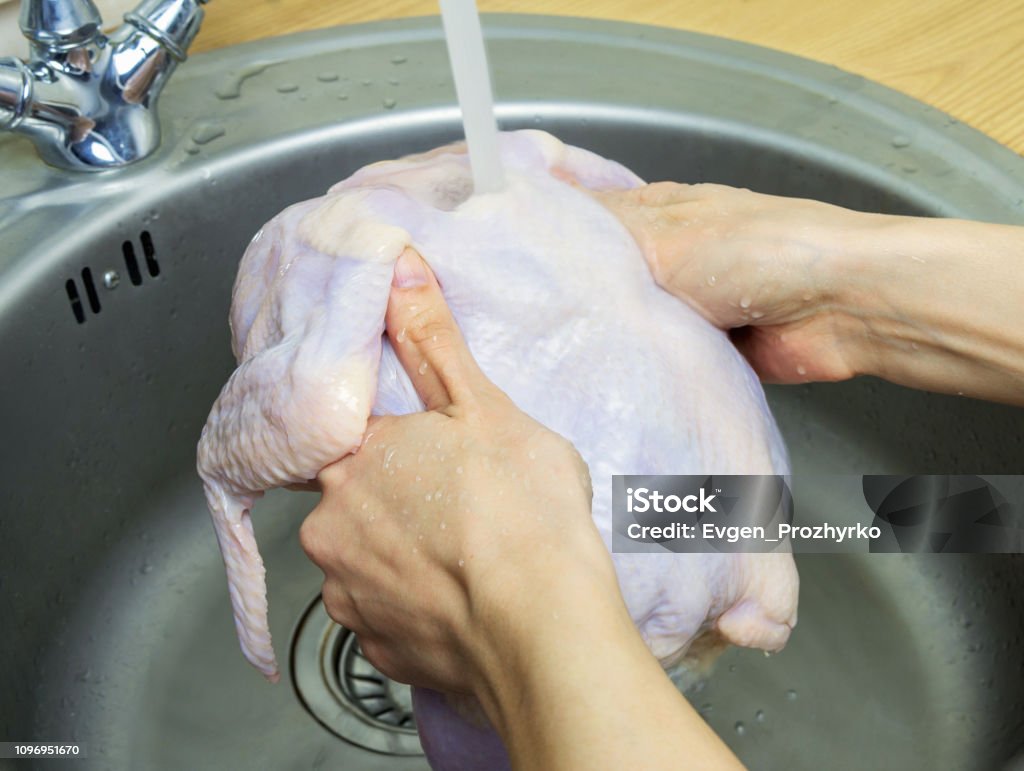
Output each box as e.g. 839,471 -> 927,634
19,0 -> 103,52
124,0 -> 206,62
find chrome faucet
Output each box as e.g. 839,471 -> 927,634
0,0 -> 206,171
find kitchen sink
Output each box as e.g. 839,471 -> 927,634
1,15 -> 1023,771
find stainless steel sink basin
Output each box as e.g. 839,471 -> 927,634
2,15 -> 1023,771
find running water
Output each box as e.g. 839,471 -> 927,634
439,0 -> 505,193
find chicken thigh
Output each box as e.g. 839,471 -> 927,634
197,129 -> 798,767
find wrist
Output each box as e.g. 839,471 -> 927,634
824,214 -> 1024,401
465,539 -> 630,736
464,554 -> 744,770
817,212 -> 901,377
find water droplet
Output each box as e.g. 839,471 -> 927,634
756,709 -> 766,722
361,502 -> 368,510
361,78 -> 373,86
707,275 -> 717,286
458,559 -> 465,567
316,72 -> 339,82
456,466 -> 464,474
214,61 -> 273,99
425,493 -> 432,502
383,97 -> 397,109
388,77 -> 400,86
140,563 -> 153,574
751,310 -> 764,319
786,689 -> 798,701
337,93 -> 349,100
739,296 -> 751,309
796,365 -> 807,376
397,327 -> 407,343
734,721 -> 746,735
440,521 -> 447,530
391,55 -> 408,64
191,121 -> 226,146
276,83 -> 299,93
418,361 -> 429,375
891,134 -> 912,148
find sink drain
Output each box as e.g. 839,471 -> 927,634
291,595 -> 423,756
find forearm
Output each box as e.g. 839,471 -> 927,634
472,565 -> 743,770
834,216 -> 1024,404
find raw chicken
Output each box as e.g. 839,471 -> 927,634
197,129 -> 798,766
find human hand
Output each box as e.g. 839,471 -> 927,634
592,182 -> 1024,403
298,247 -> 620,703
299,247 -> 748,770
592,182 -> 874,384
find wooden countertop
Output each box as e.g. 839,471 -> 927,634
195,1 -> 1024,155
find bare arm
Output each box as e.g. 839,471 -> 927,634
592,183 -> 1024,405
832,215 -> 1024,403
480,570 -> 742,770
299,248 -> 743,771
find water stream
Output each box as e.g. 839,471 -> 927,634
439,0 -> 505,193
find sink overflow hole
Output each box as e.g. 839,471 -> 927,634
64,279 -> 84,324
65,230 -> 162,324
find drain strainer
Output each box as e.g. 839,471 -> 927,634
291,595 -> 423,756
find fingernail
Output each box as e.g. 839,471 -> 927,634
393,249 -> 429,288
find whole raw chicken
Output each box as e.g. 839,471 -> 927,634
197,129 -> 798,768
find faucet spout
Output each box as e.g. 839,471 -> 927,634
1,0 -> 208,171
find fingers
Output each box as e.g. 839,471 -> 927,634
386,247 -> 493,412
285,480 -> 320,493
589,181 -> 701,208
730,322 -> 857,384
322,581 -> 374,638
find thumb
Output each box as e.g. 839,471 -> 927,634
386,247 -> 494,412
